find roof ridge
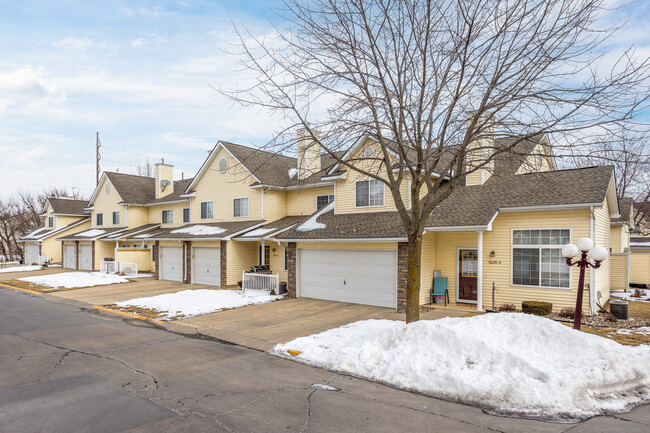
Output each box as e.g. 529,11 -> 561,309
221,141 -> 297,163
105,171 -> 155,180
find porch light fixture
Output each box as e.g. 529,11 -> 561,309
562,237 -> 608,330
489,251 -> 495,258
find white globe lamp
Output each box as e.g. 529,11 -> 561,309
589,245 -> 609,263
562,243 -> 580,259
577,237 -> 594,252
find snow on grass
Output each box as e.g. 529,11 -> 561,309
19,272 -> 129,290
76,229 -> 107,238
611,290 -> 650,303
116,289 -> 283,320
296,201 -> 334,232
270,314 -> 650,421
170,225 -> 226,236
0,265 -> 42,273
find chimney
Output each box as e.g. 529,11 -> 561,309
155,161 -> 174,199
465,114 -> 494,186
297,128 -> 321,179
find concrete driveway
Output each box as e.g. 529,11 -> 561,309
173,298 -> 473,351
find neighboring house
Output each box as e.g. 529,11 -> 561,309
629,236 -> 650,288
19,197 -> 90,265
50,128 -> 627,315
609,198 -> 635,291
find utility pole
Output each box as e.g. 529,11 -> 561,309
96,132 -> 101,186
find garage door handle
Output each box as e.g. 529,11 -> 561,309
344,280 -> 346,285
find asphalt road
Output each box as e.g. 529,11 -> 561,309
1,287 -> 648,433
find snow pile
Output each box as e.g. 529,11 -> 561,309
0,265 -> 42,273
611,290 -> 650,303
23,227 -> 50,239
116,289 -> 283,319
134,233 -> 156,238
76,229 -> 106,238
19,272 -> 129,290
631,241 -> 650,247
270,314 -> 650,421
242,227 -> 277,237
296,202 -> 334,232
170,225 -> 226,236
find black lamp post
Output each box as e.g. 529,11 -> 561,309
562,238 -> 608,330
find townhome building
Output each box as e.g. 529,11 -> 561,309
19,197 -> 90,265
50,128 -> 632,315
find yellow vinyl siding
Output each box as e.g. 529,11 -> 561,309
115,249 -> 153,272
42,219 -> 91,263
465,169 -> 483,187
517,144 -> 554,174
427,232 -> 477,305
594,203 -> 611,304
630,252 -> 650,286
54,215 -> 82,228
94,241 -> 115,270
419,232 -> 438,305
286,186 -> 334,216
269,245 -> 288,283
226,240 -> 257,287
148,202 -> 190,227
611,225 -> 622,253
609,254 -> 628,290
92,178 -> 126,228
191,147 -> 262,222
126,206 -> 148,227
263,189 -> 287,221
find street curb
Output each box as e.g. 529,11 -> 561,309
92,305 -> 164,325
1,283 -> 42,295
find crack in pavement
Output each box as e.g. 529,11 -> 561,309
299,389 -> 316,433
36,350 -> 71,383
13,333 -> 160,398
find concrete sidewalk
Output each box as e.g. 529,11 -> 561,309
172,298 -> 473,351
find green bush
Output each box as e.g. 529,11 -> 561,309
521,301 -> 552,316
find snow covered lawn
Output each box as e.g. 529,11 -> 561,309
270,314 -> 650,421
611,289 -> 650,303
18,272 -> 129,291
0,265 -> 42,274
114,289 -> 283,320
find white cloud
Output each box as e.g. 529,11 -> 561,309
54,37 -> 94,51
131,38 -> 145,48
15,147 -> 51,164
0,66 -> 66,114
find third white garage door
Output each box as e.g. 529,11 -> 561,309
299,249 -> 397,308
160,246 -> 183,282
193,247 -> 220,286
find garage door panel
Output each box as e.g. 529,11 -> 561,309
193,247 -> 220,286
160,247 -> 183,282
64,245 -> 76,269
25,244 -> 39,265
79,245 -> 93,271
299,249 -> 397,308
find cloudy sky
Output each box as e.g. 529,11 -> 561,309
0,0 -> 648,199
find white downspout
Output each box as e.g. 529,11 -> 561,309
477,231 -> 484,312
261,188 -> 265,220
589,206 -> 596,315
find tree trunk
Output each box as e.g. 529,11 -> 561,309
405,231 -> 423,323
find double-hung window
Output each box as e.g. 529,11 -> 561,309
48,216 -> 54,228
200,201 -> 213,219
183,208 -> 190,223
512,229 -> 571,288
233,198 -> 249,218
355,179 -> 384,207
162,210 -> 173,224
316,194 -> 334,210
112,211 -> 120,225
96,213 -> 103,226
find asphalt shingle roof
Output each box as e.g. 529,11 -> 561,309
613,197 -> 634,224
134,220 -> 265,240
236,216 -> 308,239
56,226 -> 127,241
46,198 -> 89,215
146,178 -> 194,205
105,172 -> 155,204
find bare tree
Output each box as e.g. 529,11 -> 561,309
224,0 -> 650,322
131,160 -> 155,177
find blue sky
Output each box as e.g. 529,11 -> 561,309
1,0 -> 649,199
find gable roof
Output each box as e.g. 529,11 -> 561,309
492,135 -> 544,177
56,226 -> 127,241
19,217 -> 91,242
43,197 -> 89,216
133,220 -> 265,241
235,215 -> 307,240
105,172 -> 156,204
145,178 -> 194,205
612,197 -> 634,225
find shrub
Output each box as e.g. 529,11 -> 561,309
602,313 -> 618,323
498,303 -> 517,312
521,301 -> 553,316
632,288 -> 647,298
558,307 -> 575,319
237,280 -> 242,288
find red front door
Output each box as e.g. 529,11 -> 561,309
458,249 -> 478,302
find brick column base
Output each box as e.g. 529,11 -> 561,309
61,243 -> 64,267
75,241 -> 80,270
220,240 -> 227,288
287,242 -> 297,298
184,241 -> 192,284
154,241 -> 160,279
92,241 -> 96,271
397,242 -> 408,312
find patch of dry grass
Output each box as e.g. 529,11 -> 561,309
103,304 -> 184,320
627,300 -> 650,320
1,279 -> 133,293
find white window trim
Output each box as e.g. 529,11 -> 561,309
510,228 -> 573,290
182,207 -> 190,223
200,201 -> 214,220
354,179 -> 385,208
456,247 -> 478,304
316,194 -> 334,210
233,197 -> 249,218
112,211 -> 120,225
96,213 -> 103,226
162,209 -> 174,225
48,216 -> 54,228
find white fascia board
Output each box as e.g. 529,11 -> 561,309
498,203 -> 603,212
320,174 -> 347,181
223,221 -> 268,240
146,237 -> 225,241
249,181 -> 336,191
49,213 -> 88,217
87,173 -> 124,206
179,192 -> 196,198
233,223 -> 299,241
143,199 -> 190,207
425,225 -> 490,232
280,237 -> 408,243
112,225 -> 161,240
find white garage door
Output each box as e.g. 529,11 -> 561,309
193,247 -> 220,286
25,244 -> 39,265
79,245 -> 93,271
299,249 -> 397,308
160,246 -> 183,282
64,245 -> 76,269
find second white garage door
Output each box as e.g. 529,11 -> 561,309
160,246 -> 183,282
299,249 -> 397,308
64,245 -> 76,269
25,244 -> 39,265
79,245 -> 93,271
193,247 -> 220,286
